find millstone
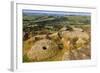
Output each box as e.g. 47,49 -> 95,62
27,39 -> 61,61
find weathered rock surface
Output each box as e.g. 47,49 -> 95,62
27,39 -> 62,61
24,27 -> 91,62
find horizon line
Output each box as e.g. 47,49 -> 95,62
23,9 -> 91,16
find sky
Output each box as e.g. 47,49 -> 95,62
23,9 -> 91,16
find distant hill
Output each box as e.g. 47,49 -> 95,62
23,10 -> 91,16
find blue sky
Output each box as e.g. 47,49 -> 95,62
23,9 -> 91,16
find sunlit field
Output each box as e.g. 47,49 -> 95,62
22,10 -> 91,62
